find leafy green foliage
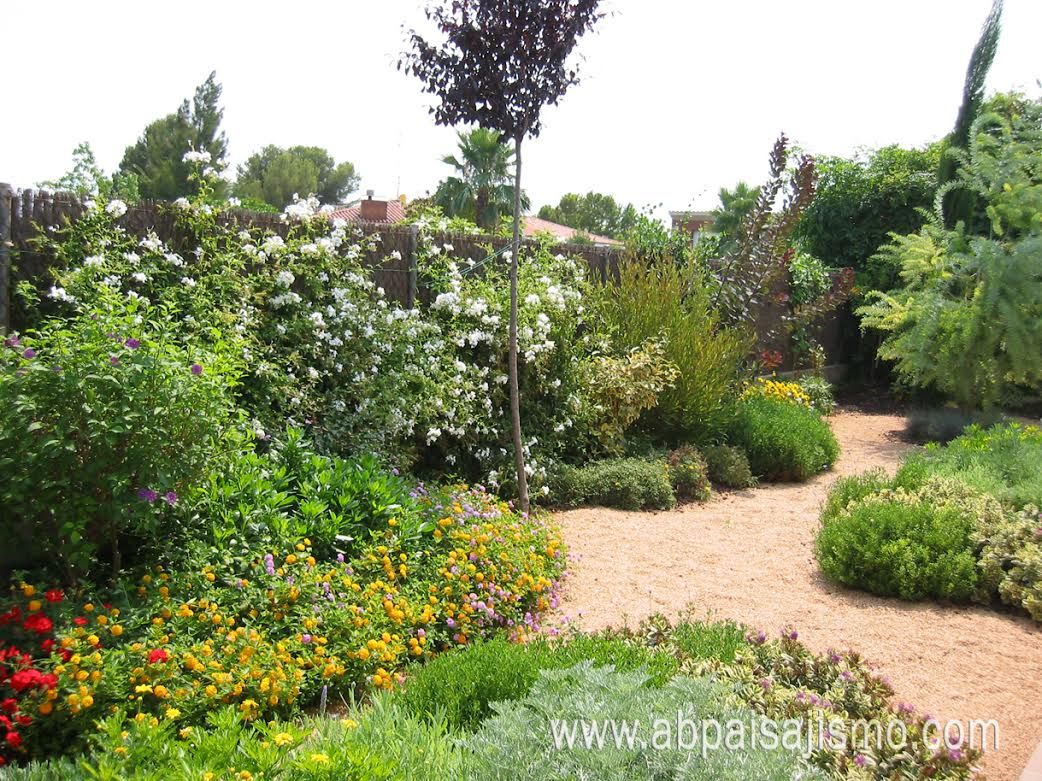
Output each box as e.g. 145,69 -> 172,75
434,128 -> 527,229
537,191 -> 639,239
710,180 -> 760,249
552,457 -> 675,510
193,428 -> 423,562
579,339 -> 677,455
665,445 -> 711,502
395,634 -> 678,733
816,490 -> 979,601
593,256 -> 748,443
794,145 -> 940,284
795,374 -> 836,415
38,142 -> 139,202
118,72 -> 228,200
901,423 -> 1042,507
978,504 -> 1042,621
701,444 -> 756,489
463,663 -> 827,781
234,145 -> 359,209
0,303 -> 236,583
728,397 -> 839,482
858,105 -> 1042,407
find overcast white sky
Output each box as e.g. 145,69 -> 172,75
4,0 -> 1040,218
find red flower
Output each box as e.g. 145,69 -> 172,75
14,715 -> 30,727
147,649 -> 169,664
0,715 -> 9,731
5,730 -> 21,749
73,616 -> 88,627
0,700 -> 15,715
22,614 -> 52,635
40,638 -> 54,654
0,608 -> 22,626
8,669 -> 49,693
58,649 -> 72,663
44,590 -> 64,603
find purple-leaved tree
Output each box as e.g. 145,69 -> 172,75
402,0 -> 603,512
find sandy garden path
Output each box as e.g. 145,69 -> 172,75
553,407 -> 1042,780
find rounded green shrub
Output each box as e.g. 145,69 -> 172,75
701,444 -> 756,489
728,397 -> 840,481
816,490 -> 979,601
665,445 -> 711,502
552,457 -> 675,510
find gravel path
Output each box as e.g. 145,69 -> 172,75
553,407 -> 1042,780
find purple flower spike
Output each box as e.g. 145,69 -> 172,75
190,363 -> 203,376
164,491 -> 178,506
4,336 -> 21,348
854,754 -> 867,768
124,338 -> 141,350
301,634 -> 312,645
22,349 -> 36,359
110,356 -> 120,366
137,487 -> 158,503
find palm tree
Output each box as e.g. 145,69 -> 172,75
434,128 -> 528,229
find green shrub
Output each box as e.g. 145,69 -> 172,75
665,445 -> 711,502
728,397 -> 839,481
195,427 -> 423,561
592,256 -> 749,443
463,663 -> 827,781
552,457 -> 675,510
906,423 -> 1042,507
579,338 -> 678,455
795,374 -> 836,415
0,304 -> 236,583
978,504 -> 1042,622
903,407 -> 1005,444
395,634 -> 678,733
816,489 -> 979,601
701,445 -> 756,489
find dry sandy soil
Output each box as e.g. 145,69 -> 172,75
553,407 -> 1042,781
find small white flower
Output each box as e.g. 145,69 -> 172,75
83,254 -> 105,268
131,272 -> 148,283
182,149 -> 212,164
181,276 -> 197,288
275,270 -> 295,288
47,286 -> 74,302
105,199 -> 128,218
173,197 -> 191,210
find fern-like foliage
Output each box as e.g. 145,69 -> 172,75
860,107 -> 1042,407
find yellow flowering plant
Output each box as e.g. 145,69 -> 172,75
741,376 -> 812,409
12,484 -> 565,759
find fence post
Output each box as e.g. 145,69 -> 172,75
406,224 -> 420,309
0,183 -> 13,334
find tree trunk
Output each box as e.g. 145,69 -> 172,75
509,136 -> 530,514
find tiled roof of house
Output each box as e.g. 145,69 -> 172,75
328,200 -> 406,224
522,215 -> 622,246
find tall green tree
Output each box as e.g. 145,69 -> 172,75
537,192 -> 637,238
234,146 -> 359,209
711,181 -> 761,246
938,0 -> 1003,230
119,72 -> 228,200
434,128 -> 528,229
404,0 -> 603,512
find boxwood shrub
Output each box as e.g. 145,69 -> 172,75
727,397 -> 839,481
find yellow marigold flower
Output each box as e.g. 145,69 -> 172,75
114,746 -> 128,756
309,753 -> 329,764
273,731 -> 293,747
152,685 -> 169,699
21,584 -> 35,598
27,599 -> 42,612
38,702 -> 53,715
110,625 -> 123,636
205,685 -> 218,697
342,718 -> 359,729
165,708 -> 181,720
86,634 -> 100,646
285,554 -> 298,565
81,695 -> 94,708
83,603 -> 94,612
179,727 -> 193,739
